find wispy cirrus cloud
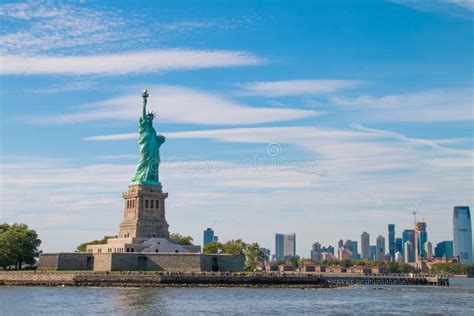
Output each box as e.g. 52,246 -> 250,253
0,1 -> 261,58
82,125 -> 474,201
0,1 -> 142,55
0,49 -> 264,76
330,89 -> 473,122
446,0 -> 474,11
237,79 -> 362,97
83,124 -> 473,160
1,2 -> 265,76
391,0 -> 474,19
37,85 -> 321,125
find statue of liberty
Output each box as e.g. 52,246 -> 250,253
131,89 -> 166,185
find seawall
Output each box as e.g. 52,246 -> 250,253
0,272 -> 449,287
0,272 -> 331,288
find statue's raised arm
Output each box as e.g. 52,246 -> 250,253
142,89 -> 149,120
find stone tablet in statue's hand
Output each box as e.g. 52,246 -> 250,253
157,134 -> 166,143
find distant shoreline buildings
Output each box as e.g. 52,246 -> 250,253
200,206 -> 472,268
265,206 -> 472,267
275,233 -> 296,261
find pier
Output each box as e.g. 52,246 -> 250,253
321,273 -> 449,286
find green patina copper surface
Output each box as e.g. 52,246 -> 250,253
131,89 -> 165,185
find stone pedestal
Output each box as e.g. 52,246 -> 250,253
118,184 -> 170,239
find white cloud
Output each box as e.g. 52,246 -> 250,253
84,125 -> 473,171
390,0 -> 474,19
0,1 -> 139,55
0,49 -> 264,76
446,0 -> 474,11
0,2 -> 62,20
39,85 -> 322,125
1,1 -> 262,72
350,124 -> 471,155
0,1 -> 261,58
330,89 -> 473,122
237,79 -> 362,97
161,21 -> 215,31
84,133 -> 137,141
164,126 -> 474,173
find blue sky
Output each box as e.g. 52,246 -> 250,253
0,0 -> 472,256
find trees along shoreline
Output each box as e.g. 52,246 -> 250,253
203,239 -> 267,271
0,223 -> 41,270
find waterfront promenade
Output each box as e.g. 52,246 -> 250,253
321,273 -> 449,286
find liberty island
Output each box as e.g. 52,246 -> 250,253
36,90 -> 244,273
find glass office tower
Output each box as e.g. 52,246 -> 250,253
453,206 -> 472,264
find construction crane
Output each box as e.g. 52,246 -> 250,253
412,200 -> 423,224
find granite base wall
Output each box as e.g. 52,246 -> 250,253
200,254 -> 245,272
38,253 -> 94,271
38,253 -> 244,272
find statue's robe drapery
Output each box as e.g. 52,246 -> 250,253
131,116 -> 165,184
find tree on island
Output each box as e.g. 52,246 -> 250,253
245,242 -> 264,270
287,256 -> 300,268
203,239 -> 265,270
170,233 -> 194,245
0,224 -> 15,269
203,241 -> 222,254
430,262 -> 474,275
0,223 -> 41,270
76,236 -> 117,252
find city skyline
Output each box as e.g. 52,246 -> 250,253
1,1 -> 473,256
210,205 -> 471,262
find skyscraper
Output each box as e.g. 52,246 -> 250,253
275,233 -> 296,260
376,235 -> 385,260
275,234 -> 284,260
402,229 -> 415,262
415,222 -> 428,259
388,224 -> 396,260
404,241 -> 413,263
338,239 -> 344,248
425,241 -> 433,258
395,238 -> 403,255
310,242 -> 322,261
434,241 -> 453,258
453,206 -> 473,264
344,240 -> 359,259
321,245 -> 335,255
203,228 -> 214,247
338,246 -> 353,260
361,232 -> 370,259
369,245 -> 377,260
